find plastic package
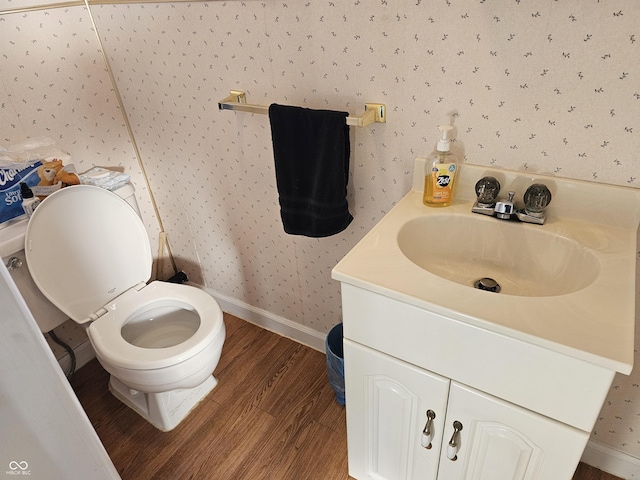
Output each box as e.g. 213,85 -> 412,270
79,167 -> 130,191
1,137 -> 71,224
0,136 -> 70,168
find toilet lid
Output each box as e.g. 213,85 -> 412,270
25,185 -> 152,324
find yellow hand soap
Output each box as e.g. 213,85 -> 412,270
423,125 -> 458,207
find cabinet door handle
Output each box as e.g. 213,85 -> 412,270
421,410 -> 436,449
446,421 -> 463,461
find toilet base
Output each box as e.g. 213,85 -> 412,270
108,374 -> 218,432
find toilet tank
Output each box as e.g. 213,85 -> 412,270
113,182 -> 141,217
1,181 -> 141,332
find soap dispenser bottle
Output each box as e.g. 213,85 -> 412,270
20,182 -> 40,218
423,125 -> 458,207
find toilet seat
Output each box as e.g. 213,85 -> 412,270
88,280 -> 223,371
25,185 -> 152,324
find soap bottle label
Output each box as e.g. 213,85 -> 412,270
431,163 -> 456,203
22,197 -> 40,218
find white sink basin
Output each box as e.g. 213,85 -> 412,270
333,160 -> 640,374
398,214 -> 600,297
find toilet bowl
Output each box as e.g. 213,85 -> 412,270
24,184 -> 225,431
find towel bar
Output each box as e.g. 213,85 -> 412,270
218,90 -> 386,127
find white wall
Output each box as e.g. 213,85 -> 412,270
0,263 -> 119,479
2,0 -> 640,467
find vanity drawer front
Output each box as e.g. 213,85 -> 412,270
341,283 -> 614,432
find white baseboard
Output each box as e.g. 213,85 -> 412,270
581,439 -> 640,479
199,286 -> 327,353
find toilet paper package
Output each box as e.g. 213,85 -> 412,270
0,160 -> 42,224
0,137 -> 75,224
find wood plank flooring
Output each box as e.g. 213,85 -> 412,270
71,313 -> 621,480
573,463 -> 624,480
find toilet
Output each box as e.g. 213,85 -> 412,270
24,184 -> 225,431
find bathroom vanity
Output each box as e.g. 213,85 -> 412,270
332,159 -> 640,480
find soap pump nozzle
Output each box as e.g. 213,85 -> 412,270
436,125 -> 453,152
20,182 -> 34,199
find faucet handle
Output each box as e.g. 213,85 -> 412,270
523,184 -> 552,217
474,176 -> 501,206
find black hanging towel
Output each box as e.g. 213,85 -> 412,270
268,104 -> 353,237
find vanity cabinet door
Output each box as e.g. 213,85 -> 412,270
344,340 -> 450,480
437,382 -> 589,480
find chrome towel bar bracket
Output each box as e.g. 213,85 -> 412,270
218,90 -> 386,127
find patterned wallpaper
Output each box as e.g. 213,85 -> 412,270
2,0 -> 640,463
0,5 -> 162,256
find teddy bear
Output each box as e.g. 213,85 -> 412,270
37,158 -> 80,187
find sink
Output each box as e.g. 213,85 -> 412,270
397,214 -> 600,297
333,160 -> 640,374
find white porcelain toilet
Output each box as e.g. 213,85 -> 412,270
24,184 -> 225,431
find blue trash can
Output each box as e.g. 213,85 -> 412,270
326,323 -> 345,406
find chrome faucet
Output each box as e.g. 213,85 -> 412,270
494,191 -> 515,220
471,177 -> 552,224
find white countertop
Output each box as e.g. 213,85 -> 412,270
333,160 -> 640,374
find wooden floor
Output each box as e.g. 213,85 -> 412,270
72,313 -> 621,480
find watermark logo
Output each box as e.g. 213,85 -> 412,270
5,461 -> 30,476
